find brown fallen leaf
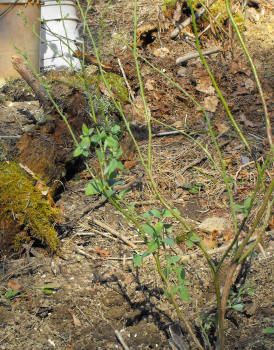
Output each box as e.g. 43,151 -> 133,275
203,95 -> 219,112
95,247 -> 111,258
145,79 -> 155,91
8,280 -> 23,292
152,47 -> 170,57
69,311 -> 81,327
216,122 -> 229,133
196,77 -> 215,95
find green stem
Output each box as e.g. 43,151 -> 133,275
154,254 -> 204,350
225,0 -> 272,147
213,272 -> 224,350
187,0 -> 251,154
234,178 -> 274,263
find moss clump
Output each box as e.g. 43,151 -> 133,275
193,0 -> 245,30
0,161 -> 60,251
162,0 -> 178,11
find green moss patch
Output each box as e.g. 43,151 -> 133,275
0,161 -> 60,251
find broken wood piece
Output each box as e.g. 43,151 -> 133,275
176,46 -> 220,65
115,330 -> 130,350
11,56 -> 51,110
92,219 -> 137,251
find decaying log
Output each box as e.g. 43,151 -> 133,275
11,56 -> 52,110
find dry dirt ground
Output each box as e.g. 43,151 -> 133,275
0,0 -> 273,349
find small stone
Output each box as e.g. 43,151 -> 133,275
177,67 -> 187,77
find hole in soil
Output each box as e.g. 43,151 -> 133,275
139,30 -> 157,47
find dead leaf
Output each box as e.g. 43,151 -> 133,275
173,0 -> 182,22
145,79 -> 155,91
172,120 -> 184,129
216,122 -> 229,133
8,280 -> 23,292
203,96 -> 219,112
124,160 -> 137,169
69,311 -> 81,327
244,78 -> 255,92
196,77 -> 215,95
95,247 -> 111,258
152,47 -> 170,57
202,237 -> 217,250
239,113 -> 256,127
99,82 -> 111,97
199,217 -> 230,233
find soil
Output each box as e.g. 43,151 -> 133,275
0,1 -> 273,350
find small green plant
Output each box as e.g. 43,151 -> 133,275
227,285 -> 255,312
20,0 -> 272,348
232,197 -> 252,217
263,327 -> 274,334
132,208 -> 199,302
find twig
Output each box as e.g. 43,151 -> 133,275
181,156 -> 207,174
117,58 -> 135,101
115,330 -> 130,350
73,248 -> 94,259
176,46 -> 221,65
152,130 -> 187,137
92,219 -> 137,251
77,230 -> 117,241
0,135 -> 21,139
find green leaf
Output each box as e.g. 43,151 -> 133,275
105,159 -> 123,176
143,211 -> 153,221
189,187 -> 199,194
111,124 -> 120,134
149,209 -> 162,219
5,288 -> 19,299
82,123 -> 89,136
186,239 -> 193,248
176,265 -> 185,284
168,256 -> 181,264
154,222 -> 163,236
189,233 -> 201,243
80,136 -> 91,149
163,238 -> 175,247
104,136 -> 119,150
233,204 -> 244,212
244,197 -> 252,209
133,254 -> 143,267
34,283 -> 61,293
263,327 -> 274,334
232,304 -> 243,312
178,286 -> 190,302
163,267 -> 171,278
82,150 -> 89,157
143,240 -> 159,257
163,208 -> 181,217
113,147 -> 123,159
141,224 -> 155,237
90,134 -> 100,143
73,147 -> 83,157
85,180 -> 102,195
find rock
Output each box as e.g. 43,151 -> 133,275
199,216 -> 230,233
177,67 -> 187,77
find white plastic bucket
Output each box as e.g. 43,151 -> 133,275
0,0 -> 41,84
40,0 -> 81,70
